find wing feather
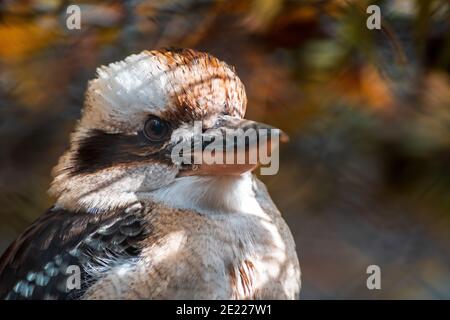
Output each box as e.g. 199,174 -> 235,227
0,204 -> 149,300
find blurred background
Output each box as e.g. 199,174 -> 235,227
0,0 -> 449,299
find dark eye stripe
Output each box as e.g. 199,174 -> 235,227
69,129 -> 172,175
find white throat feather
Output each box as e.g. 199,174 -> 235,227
146,173 -> 265,216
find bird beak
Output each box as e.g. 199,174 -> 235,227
175,115 -> 289,177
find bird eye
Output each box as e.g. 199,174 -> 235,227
143,116 -> 171,142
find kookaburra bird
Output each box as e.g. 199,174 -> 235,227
0,49 -> 300,299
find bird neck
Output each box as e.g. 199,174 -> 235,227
145,173 -> 265,216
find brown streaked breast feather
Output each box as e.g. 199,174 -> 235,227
229,260 -> 256,299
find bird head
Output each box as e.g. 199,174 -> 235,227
49,49 -> 286,212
